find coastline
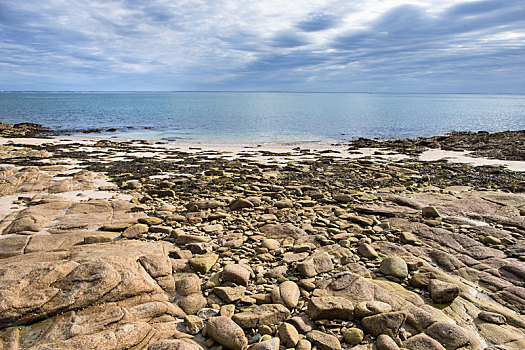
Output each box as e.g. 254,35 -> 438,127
1,126 -> 525,349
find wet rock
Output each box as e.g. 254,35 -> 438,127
308,296 -> 353,320
380,257 -> 408,279
232,304 -> 290,329
207,316 -> 248,350
306,330 -> 341,350
361,311 -> 407,338
428,279 -> 459,304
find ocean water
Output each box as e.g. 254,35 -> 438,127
0,92 -> 524,144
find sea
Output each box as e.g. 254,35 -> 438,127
0,92 -> 524,144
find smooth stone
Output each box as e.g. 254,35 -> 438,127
176,274 -> 201,296
278,281 -> 300,308
250,338 -> 280,350
278,322 -> 299,347
376,334 -> 400,350
404,334 -> 445,350
425,322 -> 470,349
342,328 -> 363,345
478,311 -> 506,324
380,257 -> 408,279
207,316 -> 248,350
306,330 -> 341,350
179,293 -> 207,315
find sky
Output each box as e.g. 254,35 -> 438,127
0,0 -> 524,92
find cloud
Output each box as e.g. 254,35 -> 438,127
297,12 -> 339,32
0,0 -> 523,92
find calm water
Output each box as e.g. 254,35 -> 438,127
0,92 -> 524,144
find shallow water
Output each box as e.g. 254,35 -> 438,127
1,92 -> 524,143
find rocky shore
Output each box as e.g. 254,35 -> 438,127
1,128 -> 525,350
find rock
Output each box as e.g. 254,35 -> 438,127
189,253 -> 219,274
297,251 -> 334,278
230,198 -> 254,210
306,330 -> 341,350
100,223 -> 132,232
232,304 -> 290,329
354,301 -> 392,319
288,316 -> 314,333
428,279 -> 459,304
149,339 -> 202,350
214,286 -> 246,303
260,223 -> 308,239
184,315 -> 204,334
122,223 -> 149,238
308,296 -> 353,320
361,311 -> 407,338
333,194 -> 352,203
277,281 -> 300,308
422,206 -> 441,219
262,239 -> 280,250
250,338 -> 280,350
409,272 -> 433,288
179,293 -> 207,314
342,328 -> 363,345
404,334 -> 445,350
138,217 -> 164,226
222,264 -> 251,286
478,311 -> 506,324
357,243 -> 379,259
296,339 -> 312,350
279,322 -> 299,347
207,316 -> 248,350
425,322 -> 470,349
5,214 -> 49,234
376,334 -> 400,350
176,274 -> 202,296
275,200 -> 293,209
380,257 -> 408,279
83,235 -> 113,244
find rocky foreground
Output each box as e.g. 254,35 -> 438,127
1,136 -> 525,350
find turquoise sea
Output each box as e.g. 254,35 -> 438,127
0,92 -> 524,144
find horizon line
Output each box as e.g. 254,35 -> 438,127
1,90 -> 524,95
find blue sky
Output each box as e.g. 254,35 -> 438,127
0,0 -> 524,92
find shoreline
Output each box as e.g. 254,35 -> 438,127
0,129 -> 525,349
